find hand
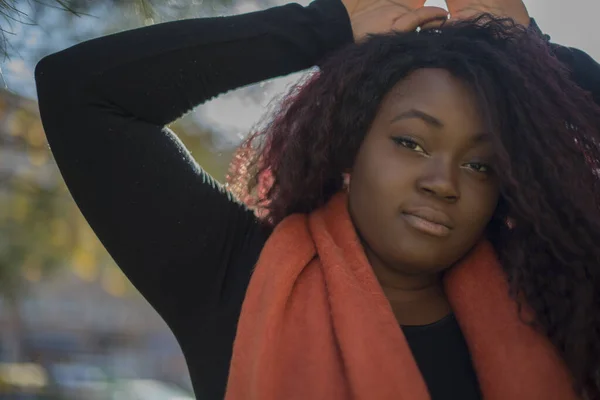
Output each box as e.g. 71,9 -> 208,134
445,0 -> 530,26
341,0 -> 449,42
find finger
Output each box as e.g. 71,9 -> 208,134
405,0 -> 428,9
420,17 -> 448,30
392,6 -> 449,32
417,16 -> 450,31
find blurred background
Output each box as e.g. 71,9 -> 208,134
0,0 -> 597,398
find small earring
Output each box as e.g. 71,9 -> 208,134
342,173 -> 351,192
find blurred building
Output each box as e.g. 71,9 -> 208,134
0,88 -> 193,393
4,267 -> 190,387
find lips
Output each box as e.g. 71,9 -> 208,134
402,207 -> 454,230
401,207 -> 454,238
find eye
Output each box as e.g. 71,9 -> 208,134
464,162 -> 492,174
392,137 -> 426,154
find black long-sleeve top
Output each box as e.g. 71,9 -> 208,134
34,0 -> 600,398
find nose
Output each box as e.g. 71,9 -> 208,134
416,158 -> 460,202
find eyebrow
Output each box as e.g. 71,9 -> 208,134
390,109 -> 491,144
390,109 -> 443,128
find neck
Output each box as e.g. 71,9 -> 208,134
365,248 -> 452,326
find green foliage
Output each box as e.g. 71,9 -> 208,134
0,0 -> 240,59
0,0 -> 240,304
0,92 -> 77,300
0,89 -> 233,303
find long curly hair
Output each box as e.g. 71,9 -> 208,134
226,16 -> 600,398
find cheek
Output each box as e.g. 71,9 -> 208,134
348,141 -> 392,225
347,139 -> 416,251
458,184 -> 500,238
349,145 -> 398,221
427,187 -> 499,270
351,137 -> 413,197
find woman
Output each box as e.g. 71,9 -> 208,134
34,0 -> 600,398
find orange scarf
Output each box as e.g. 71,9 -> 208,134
225,192 -> 577,400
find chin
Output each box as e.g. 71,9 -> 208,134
390,244 -> 451,275
400,262 -> 448,276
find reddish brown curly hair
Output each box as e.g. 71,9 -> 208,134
227,16 -> 600,398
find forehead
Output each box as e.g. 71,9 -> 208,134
379,68 -> 485,131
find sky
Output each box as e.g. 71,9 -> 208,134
430,0 -> 599,55
5,0 -> 599,147
198,0 -> 600,145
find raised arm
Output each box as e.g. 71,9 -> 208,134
34,1 -> 353,394
34,0 -> 454,396
551,44 -> 600,106
445,0 -> 600,105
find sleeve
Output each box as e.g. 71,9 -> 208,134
552,45 -> 600,105
34,0 -> 353,388
530,18 -> 600,105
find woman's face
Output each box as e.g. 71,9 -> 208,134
349,68 -> 500,276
